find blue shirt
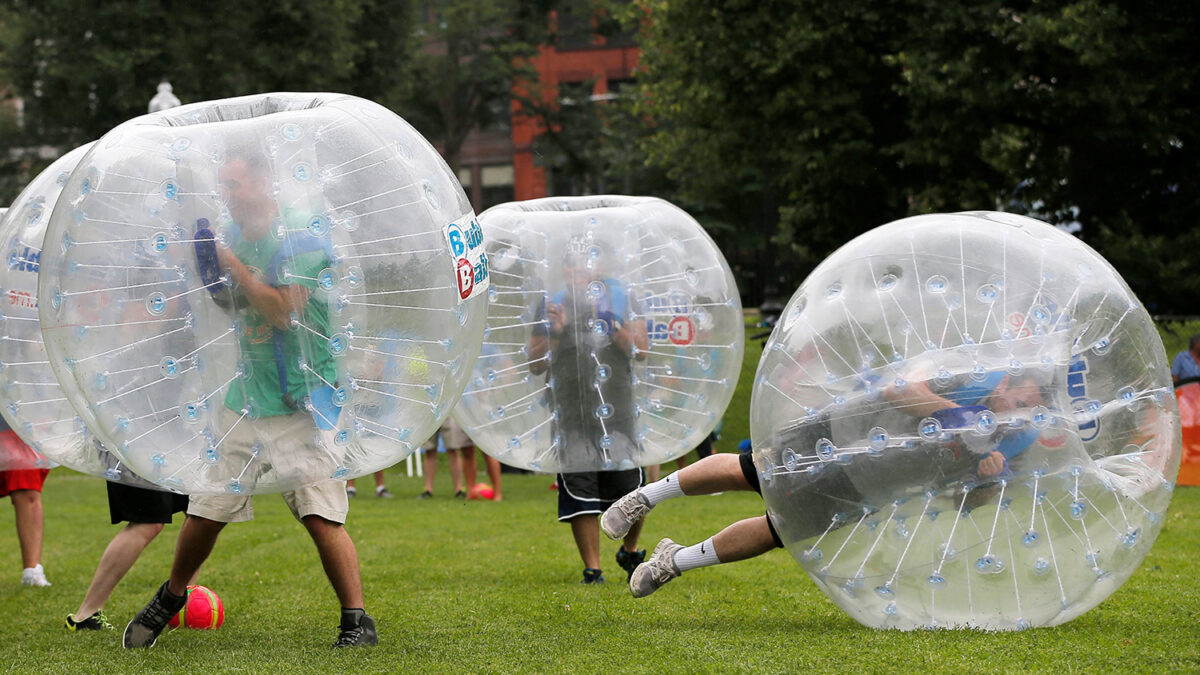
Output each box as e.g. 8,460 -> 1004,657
1172,350 -> 1200,382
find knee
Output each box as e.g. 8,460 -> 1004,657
10,490 -> 40,508
128,522 -> 165,542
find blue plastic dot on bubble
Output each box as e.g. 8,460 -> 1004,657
781,447 -> 799,471
815,438 -> 835,461
327,333 -> 348,357
919,418 -> 942,439
332,466 -> 349,479
396,427 -> 412,441
152,453 -> 167,466
145,292 -> 167,316
334,429 -> 351,446
1023,530 -> 1040,548
927,573 -> 946,587
594,403 -> 614,419
1070,500 -> 1088,519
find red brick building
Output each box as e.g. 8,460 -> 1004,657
457,14 -> 639,211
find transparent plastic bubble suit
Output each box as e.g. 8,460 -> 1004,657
751,211 -> 1179,630
38,93 -> 487,494
0,145 -> 103,474
456,196 -> 742,472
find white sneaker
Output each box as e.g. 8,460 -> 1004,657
629,538 -> 683,598
21,564 -> 50,587
601,490 -> 652,540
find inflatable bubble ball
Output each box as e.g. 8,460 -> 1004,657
456,196 -> 742,473
0,144 -> 133,475
751,211 -> 1179,630
37,93 -> 488,495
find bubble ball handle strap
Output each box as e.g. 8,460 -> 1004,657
193,219 -> 222,294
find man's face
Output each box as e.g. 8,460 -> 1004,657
562,254 -> 600,289
219,159 -> 272,236
988,376 -> 1044,413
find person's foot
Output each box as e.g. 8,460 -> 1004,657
615,547 -> 647,582
417,490 -> 433,499
346,485 -> 357,498
580,568 -> 605,584
601,490 -> 652,540
66,611 -> 113,631
376,487 -> 393,498
454,490 -> 467,499
333,610 -> 378,648
21,564 -> 50,587
123,581 -> 186,648
630,538 -> 683,598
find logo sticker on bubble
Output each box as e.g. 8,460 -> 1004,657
443,215 -> 490,303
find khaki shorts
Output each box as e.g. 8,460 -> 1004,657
420,417 -> 473,451
187,409 -> 349,524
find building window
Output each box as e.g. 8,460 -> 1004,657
480,165 -> 515,210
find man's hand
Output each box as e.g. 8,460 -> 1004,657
977,451 -> 1006,478
547,302 -> 567,335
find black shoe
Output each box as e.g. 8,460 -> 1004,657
66,610 -> 112,631
417,490 -> 433,499
454,490 -> 467,499
123,581 -> 186,648
615,547 -> 647,582
333,609 -> 378,648
581,568 -> 605,584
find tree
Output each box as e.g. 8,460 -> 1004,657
393,0 -> 553,174
629,0 -> 1200,312
895,0 -> 1200,313
630,0 -> 916,306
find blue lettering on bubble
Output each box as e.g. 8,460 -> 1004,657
1068,355 -> 1100,442
447,226 -> 465,257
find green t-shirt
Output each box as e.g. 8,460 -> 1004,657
223,208 -> 338,418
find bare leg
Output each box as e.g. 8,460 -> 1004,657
710,515 -> 778,563
372,471 -> 385,491
11,490 -> 44,568
447,448 -> 464,494
74,523 -> 164,619
303,515 -> 363,608
570,515 -> 601,569
621,517 -> 644,553
461,446 -> 478,498
644,464 -> 661,483
167,515 -> 225,596
675,453 -> 752,495
484,454 -> 503,500
422,450 -> 437,494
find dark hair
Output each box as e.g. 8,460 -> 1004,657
1190,334 -> 1200,351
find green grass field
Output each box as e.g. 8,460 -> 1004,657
1,328 -> 1198,673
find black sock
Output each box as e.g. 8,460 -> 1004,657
158,581 -> 187,610
341,608 -> 366,630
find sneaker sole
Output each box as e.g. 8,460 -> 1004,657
122,620 -> 158,648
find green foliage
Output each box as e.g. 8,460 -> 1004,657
630,0 -> 1200,312
393,0 -> 553,172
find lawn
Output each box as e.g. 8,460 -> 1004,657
1,328 -> 1198,673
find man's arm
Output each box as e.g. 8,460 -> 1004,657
217,247 -> 310,330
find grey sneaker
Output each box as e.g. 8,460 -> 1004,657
601,490 -> 652,540
123,581 -> 186,648
629,538 -> 683,598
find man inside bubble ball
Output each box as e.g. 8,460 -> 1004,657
528,239 -> 650,584
123,152 -> 377,649
601,366 -> 1050,598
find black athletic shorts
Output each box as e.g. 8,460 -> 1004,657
740,451 -> 785,549
556,468 -> 643,522
740,450 -> 867,548
107,481 -> 190,525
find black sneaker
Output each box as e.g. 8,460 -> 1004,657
123,581 -> 186,648
416,490 -> 433,499
454,490 -> 467,499
615,547 -> 647,582
333,609 -> 378,648
66,610 -> 112,631
581,568 -> 605,584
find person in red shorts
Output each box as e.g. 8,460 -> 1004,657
0,427 -> 51,587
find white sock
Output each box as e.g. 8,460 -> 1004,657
640,472 -> 686,506
673,538 -> 721,572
